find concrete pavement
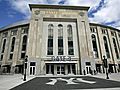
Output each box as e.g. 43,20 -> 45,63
0,73 -> 120,90
0,74 -> 35,90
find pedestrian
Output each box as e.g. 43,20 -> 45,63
94,70 -> 96,75
83,70 -> 86,75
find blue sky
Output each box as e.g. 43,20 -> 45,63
0,0 -> 120,29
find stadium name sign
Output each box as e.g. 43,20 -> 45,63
51,56 -> 71,61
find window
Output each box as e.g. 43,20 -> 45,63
91,34 -> 99,58
86,62 -> 91,65
22,36 -> 27,51
21,35 -> 27,59
2,32 -> 8,38
47,24 -> 53,55
10,37 -> 16,52
67,25 -> 74,55
11,30 -> 17,36
113,38 -> 119,59
9,54 -> 13,60
111,31 -> 115,36
118,33 -> 120,38
21,27 -> 28,34
0,39 -> 6,61
21,52 -> 25,59
103,36 -> 110,58
0,54 -> 3,61
58,24 -> 63,55
90,27 -> 96,33
1,39 -> 6,53
101,28 -> 107,34
9,37 -> 16,60
30,62 -> 36,66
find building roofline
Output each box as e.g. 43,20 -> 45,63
0,20 -> 119,32
29,4 -> 90,11
0,20 -> 30,32
90,23 -> 120,31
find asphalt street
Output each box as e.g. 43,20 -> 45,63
10,76 -> 120,90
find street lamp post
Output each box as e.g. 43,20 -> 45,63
103,55 -> 109,79
23,55 -> 28,81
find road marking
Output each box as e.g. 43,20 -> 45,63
57,78 -> 78,85
46,79 -> 57,85
76,78 -> 96,84
46,78 -> 96,85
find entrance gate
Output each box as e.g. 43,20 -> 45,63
57,65 -> 65,75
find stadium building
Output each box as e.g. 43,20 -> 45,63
0,4 -> 120,75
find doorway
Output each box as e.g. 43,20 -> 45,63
85,66 -> 91,74
30,62 -> 36,75
57,65 -> 65,75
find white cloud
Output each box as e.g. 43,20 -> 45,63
8,0 -> 47,18
7,0 -> 120,29
90,0 -> 120,28
8,0 -> 101,18
65,0 -> 100,7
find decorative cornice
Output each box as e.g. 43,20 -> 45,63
29,4 -> 90,11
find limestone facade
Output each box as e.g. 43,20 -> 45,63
0,4 -> 120,75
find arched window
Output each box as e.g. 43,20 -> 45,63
47,24 -> 54,55
58,24 -> 63,55
0,39 -> 6,60
22,35 -> 27,51
67,25 -> 74,55
21,35 -> 27,59
9,37 -> 16,60
103,36 -> 110,58
113,38 -> 119,59
91,34 -> 99,58
1,39 -> 6,53
10,37 -> 16,52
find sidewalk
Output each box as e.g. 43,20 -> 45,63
92,73 -> 120,82
0,74 -> 35,90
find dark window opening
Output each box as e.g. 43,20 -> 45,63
21,53 -> 25,59
58,39 -> 63,47
47,39 -> 53,55
68,47 -> 74,55
103,36 -> 110,58
22,36 -> 27,51
86,62 -> 91,65
22,45 -> 26,51
2,39 -> 6,53
47,47 -> 53,55
113,38 -> 119,59
58,24 -> 63,55
91,34 -> 99,58
9,54 -> 13,59
10,37 -> 15,52
58,47 -> 63,55
67,25 -> 74,55
47,24 -> 54,55
21,35 -> 27,59
48,39 -> 53,47
0,54 -> 3,61
30,62 -> 36,66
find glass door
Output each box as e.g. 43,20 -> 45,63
30,66 -> 35,75
57,65 -> 65,75
86,66 -> 91,74
29,62 -> 36,75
